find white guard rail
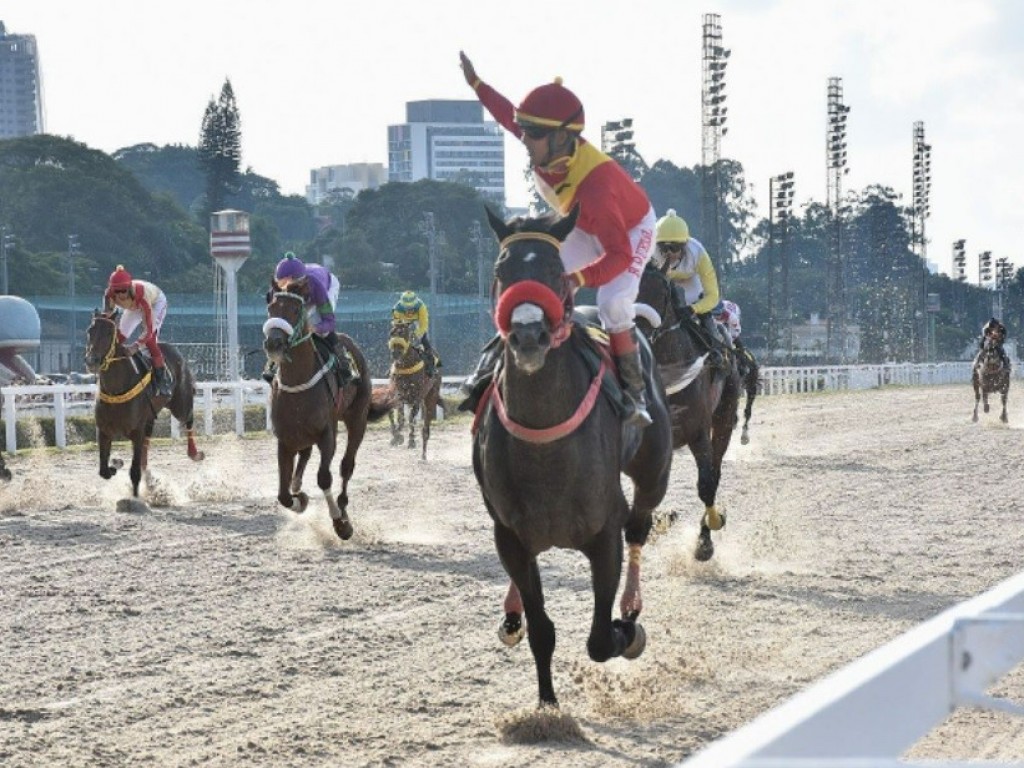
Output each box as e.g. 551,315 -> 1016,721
0,364 -> 1017,453
678,569 -> 1024,768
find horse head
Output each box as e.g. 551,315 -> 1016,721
388,320 -> 416,363
485,204 -> 579,374
83,310 -> 122,373
263,290 -> 309,365
634,263 -> 677,341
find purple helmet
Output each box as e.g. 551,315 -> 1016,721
274,253 -> 306,286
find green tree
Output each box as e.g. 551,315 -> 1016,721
198,79 -> 242,225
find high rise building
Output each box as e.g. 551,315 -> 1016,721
305,162 -> 387,206
387,100 -> 504,202
0,22 -> 44,139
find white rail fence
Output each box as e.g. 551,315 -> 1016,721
1,363 -> 1018,453
678,569 -> 1024,768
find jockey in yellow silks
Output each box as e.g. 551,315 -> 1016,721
392,291 -> 438,377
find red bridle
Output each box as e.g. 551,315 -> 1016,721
493,232 -> 574,348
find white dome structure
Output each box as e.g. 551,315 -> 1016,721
0,295 -> 41,384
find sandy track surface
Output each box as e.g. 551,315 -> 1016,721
1,384 -> 1023,767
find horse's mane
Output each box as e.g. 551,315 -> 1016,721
505,210 -> 564,234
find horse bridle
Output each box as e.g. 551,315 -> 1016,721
90,315 -> 132,372
494,231 -> 574,347
642,270 -> 685,345
263,291 -> 312,356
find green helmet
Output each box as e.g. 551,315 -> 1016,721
656,209 -> 690,243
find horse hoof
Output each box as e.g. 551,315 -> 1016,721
111,458 -> 124,470
985,404 -> 991,413
695,526 -> 715,562
333,517 -> 354,540
972,414 -> 979,423
391,435 -> 403,446
189,450 -> 205,462
704,507 -> 725,531
498,613 -> 525,647
294,491 -> 309,512
622,622 -> 647,660
741,433 -> 750,445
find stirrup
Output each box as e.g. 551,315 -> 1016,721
623,396 -> 653,428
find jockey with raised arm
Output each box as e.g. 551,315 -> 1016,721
103,265 -> 174,397
392,291 -> 438,378
458,50 -> 657,427
264,253 -> 356,388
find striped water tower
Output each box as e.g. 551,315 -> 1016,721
210,210 -> 251,380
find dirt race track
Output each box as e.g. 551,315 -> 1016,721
2,384 -> 1024,767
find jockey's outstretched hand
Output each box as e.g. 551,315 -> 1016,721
459,51 -> 478,87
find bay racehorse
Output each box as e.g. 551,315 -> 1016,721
263,289 -> 394,539
471,206 -> 673,707
635,262 -> 742,561
972,338 -> 1011,423
387,319 -> 442,459
84,310 -> 204,497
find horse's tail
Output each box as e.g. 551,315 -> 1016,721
368,383 -> 398,423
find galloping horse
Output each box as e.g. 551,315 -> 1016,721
635,262 -> 742,561
472,206 -> 673,707
387,320 -> 442,459
84,310 -> 204,497
263,289 -> 393,539
972,338 -> 1011,423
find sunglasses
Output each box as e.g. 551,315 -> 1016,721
658,242 -> 684,253
113,288 -> 130,295
521,125 -> 553,141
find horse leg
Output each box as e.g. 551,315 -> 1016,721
1001,387 -> 1009,423
499,580 -> 526,647
691,434 -> 722,562
984,390 -> 991,413
494,522 -> 558,707
335,416 -> 368,539
420,397 -> 432,461
389,408 -> 403,446
129,431 -> 145,497
741,373 -> 756,445
317,429 -> 352,541
277,442 -> 307,512
292,447 -> 312,495
973,377 -> 980,422
407,402 -> 419,450
583,520 -> 643,663
98,432 -> 119,480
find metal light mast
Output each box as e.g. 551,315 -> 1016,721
769,172 -> 796,364
825,77 -> 850,362
912,121 -> 932,360
701,13 -> 729,271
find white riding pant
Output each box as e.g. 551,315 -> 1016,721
560,206 -> 656,334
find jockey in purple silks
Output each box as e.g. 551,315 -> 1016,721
263,253 -> 356,387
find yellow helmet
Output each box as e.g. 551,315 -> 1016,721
655,209 -> 689,243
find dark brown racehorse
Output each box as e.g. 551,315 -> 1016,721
387,320 -> 442,459
263,289 -> 393,539
84,310 -> 204,497
472,206 -> 673,707
635,262 -> 742,561
972,337 -> 1011,423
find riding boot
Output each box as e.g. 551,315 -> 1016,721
734,338 -> 749,379
458,334 -> 503,413
421,336 -> 439,378
324,333 -> 357,387
154,365 -> 174,397
611,329 -> 653,428
699,313 -> 726,370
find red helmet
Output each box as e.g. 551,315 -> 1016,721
108,265 -> 133,290
515,77 -> 584,132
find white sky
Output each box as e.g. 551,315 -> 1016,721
4,0 -> 1022,279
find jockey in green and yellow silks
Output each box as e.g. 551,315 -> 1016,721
392,291 -> 438,377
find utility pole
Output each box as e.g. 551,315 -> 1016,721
0,226 -> 13,294
68,234 -> 81,371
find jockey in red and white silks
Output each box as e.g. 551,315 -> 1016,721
713,299 -> 742,342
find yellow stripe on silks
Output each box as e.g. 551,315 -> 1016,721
99,371 -> 153,404
548,141 -> 612,215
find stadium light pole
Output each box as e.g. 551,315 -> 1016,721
769,172 -> 795,364
701,13 -> 729,272
0,226 -> 13,295
825,77 -> 850,363
912,121 -> 932,361
67,234 -> 81,372
952,239 -> 967,321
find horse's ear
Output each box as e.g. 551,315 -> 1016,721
484,206 -> 510,242
550,203 -> 580,242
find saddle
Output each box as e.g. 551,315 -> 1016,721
129,348 -> 174,393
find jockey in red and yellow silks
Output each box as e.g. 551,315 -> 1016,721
104,265 -> 174,397
459,51 -> 656,427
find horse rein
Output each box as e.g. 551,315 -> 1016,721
90,316 -> 154,403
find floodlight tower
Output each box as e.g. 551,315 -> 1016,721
768,172 -> 795,363
825,77 -> 850,362
701,13 -> 729,271
912,121 -> 932,360
209,209 -> 251,381
952,239 -> 967,319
